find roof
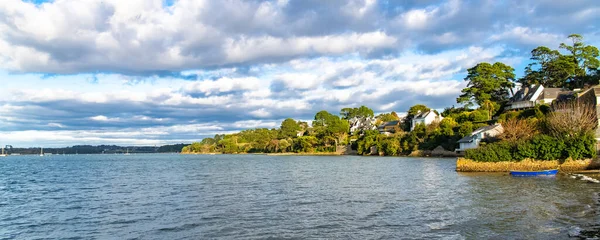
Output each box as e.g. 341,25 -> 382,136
457,135 -> 475,143
541,88 -> 562,99
381,120 -> 400,127
511,84 -> 543,102
414,110 -> 436,119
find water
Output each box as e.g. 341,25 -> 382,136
1,154 -> 600,239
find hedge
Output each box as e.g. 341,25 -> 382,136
465,134 -> 596,162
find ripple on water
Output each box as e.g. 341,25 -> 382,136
2,154 -> 600,239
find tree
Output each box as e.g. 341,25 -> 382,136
560,34 -> 600,75
340,106 -> 374,120
313,110 -> 336,127
279,139 -> 291,152
407,104 -> 430,117
376,112 -> 400,124
279,118 -> 301,139
520,46 -> 572,88
457,62 -> 516,108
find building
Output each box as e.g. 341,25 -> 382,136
349,116 -> 377,134
455,124 -> 504,153
411,110 -> 443,131
378,120 -> 401,135
505,84 -> 570,110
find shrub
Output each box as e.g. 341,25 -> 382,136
465,141 -> 515,162
514,140 -> 536,160
547,101 -> 596,138
564,133 -> 597,160
466,134 -> 595,162
499,118 -> 538,142
531,134 -> 564,160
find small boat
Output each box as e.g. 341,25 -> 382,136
510,169 -> 558,176
0,147 -> 7,157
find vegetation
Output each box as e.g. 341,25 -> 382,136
183,34 -> 600,161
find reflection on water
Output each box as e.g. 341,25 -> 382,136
0,154 -> 599,239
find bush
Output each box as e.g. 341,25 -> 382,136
466,134 -> 595,162
531,134 -> 564,160
514,140 -> 536,160
564,133 -> 597,160
465,141 -> 515,162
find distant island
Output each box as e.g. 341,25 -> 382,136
2,144 -> 188,155
182,34 -> 600,170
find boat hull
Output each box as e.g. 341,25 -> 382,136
510,169 -> 558,176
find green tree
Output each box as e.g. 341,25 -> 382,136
559,34 -> 600,88
340,106 -> 375,120
457,62 -> 516,107
520,45 -> 578,88
279,118 -> 301,139
279,139 -> 291,152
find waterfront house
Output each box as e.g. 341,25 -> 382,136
410,110 -> 443,131
349,116 -> 377,134
455,124 -> 504,153
378,120 -> 401,135
505,84 -> 569,110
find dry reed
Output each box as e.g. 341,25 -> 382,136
547,101 -> 597,138
498,118 -> 538,142
456,158 -> 595,172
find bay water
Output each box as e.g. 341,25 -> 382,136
1,154 -> 599,239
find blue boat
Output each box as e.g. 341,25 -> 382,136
510,169 -> 558,176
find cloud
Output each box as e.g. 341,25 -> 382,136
0,0 -> 598,146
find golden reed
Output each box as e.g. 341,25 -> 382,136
456,158 -> 594,172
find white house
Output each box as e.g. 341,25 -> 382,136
455,124 -> 504,153
349,116 -> 377,134
410,110 -> 443,131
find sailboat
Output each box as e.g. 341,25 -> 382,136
0,147 -> 7,157
124,148 -> 131,155
40,147 -> 44,156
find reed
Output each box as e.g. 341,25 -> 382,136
558,159 -> 594,172
456,158 -> 596,172
456,158 -> 559,172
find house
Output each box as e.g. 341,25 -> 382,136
573,86 -> 600,141
411,110 -> 443,131
505,84 -> 570,110
455,124 -> 504,153
349,116 -> 377,134
378,120 -> 401,135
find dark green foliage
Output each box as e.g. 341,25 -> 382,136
467,134 -> 595,162
514,141 -> 536,160
157,143 -> 188,153
465,141 -> 515,162
564,134 -> 597,160
531,135 -> 564,160
457,62 -> 516,108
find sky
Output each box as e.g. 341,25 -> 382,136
0,0 -> 599,147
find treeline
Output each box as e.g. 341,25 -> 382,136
6,144 -> 188,155
181,103 -> 494,155
183,34 -> 600,157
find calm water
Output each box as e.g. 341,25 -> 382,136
1,154 -> 600,239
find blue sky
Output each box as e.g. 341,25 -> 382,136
0,0 -> 599,147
